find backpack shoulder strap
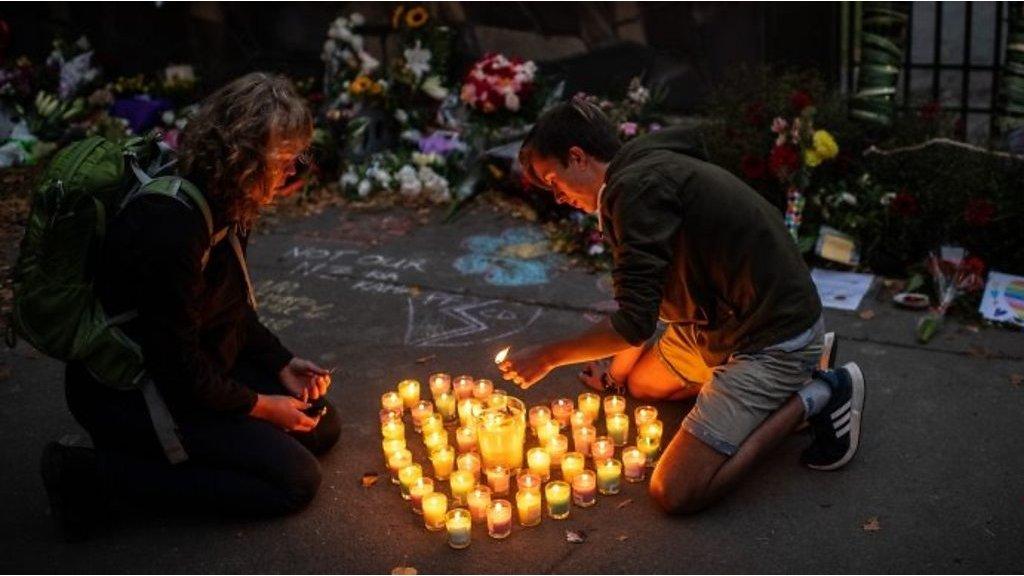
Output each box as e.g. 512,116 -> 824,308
131,176 -> 214,239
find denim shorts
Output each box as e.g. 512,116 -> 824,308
657,322 -> 823,455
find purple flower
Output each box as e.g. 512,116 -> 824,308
418,131 -> 465,156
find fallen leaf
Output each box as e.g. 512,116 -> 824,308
361,472 -> 380,488
415,355 -> 436,365
858,309 -> 876,320
616,498 -> 633,509
1011,374 -> 1023,387
862,516 -> 881,532
616,534 -> 629,542
392,567 -> 417,575
566,529 -> 587,543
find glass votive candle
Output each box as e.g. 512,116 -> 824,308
572,470 -> 597,507
487,389 -> 508,410
485,465 -> 510,496
423,429 -> 449,454
458,398 -> 483,427
545,434 -> 568,466
634,405 -> 659,427
591,436 -> 615,463
606,412 -> 630,446
388,448 -> 412,484
603,394 -> 626,417
382,438 -> 407,465
472,378 -> 494,400
596,458 -> 622,495
446,508 -> 472,549
545,480 -> 571,519
457,451 -> 482,481
409,476 -> 434,515
398,463 -> 422,500
487,499 -> 513,539
516,489 -> 542,527
551,398 -> 574,427
397,379 -> 421,409
640,419 -> 664,444
422,492 -> 447,531
381,391 -> 404,415
381,418 -> 405,441
516,471 -> 541,494
570,409 -> 592,430
573,425 -> 596,457
453,375 -> 475,399
466,485 -> 492,523
622,446 -> 646,483
435,391 -> 457,422
429,372 -> 451,399
380,407 -> 402,425
455,425 -> 478,454
410,400 -> 434,432
577,392 -> 601,423
420,413 -> 444,437
637,434 -> 661,467
527,447 -> 551,481
561,451 -> 585,484
430,444 -> 455,480
537,419 -> 560,446
528,405 -> 552,433
449,470 -> 475,506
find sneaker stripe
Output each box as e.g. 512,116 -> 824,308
835,422 -> 851,438
830,400 -> 852,420
833,410 -> 852,429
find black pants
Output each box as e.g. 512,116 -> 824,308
65,360 -> 340,517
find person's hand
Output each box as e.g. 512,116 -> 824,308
250,394 -> 320,432
497,345 -> 556,389
279,357 -> 332,401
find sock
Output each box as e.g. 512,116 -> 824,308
798,378 -> 833,418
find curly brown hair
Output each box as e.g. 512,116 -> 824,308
178,72 -> 313,229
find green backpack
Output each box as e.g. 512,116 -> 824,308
8,133 -> 219,463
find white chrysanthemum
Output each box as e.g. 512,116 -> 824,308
403,41 -> 432,81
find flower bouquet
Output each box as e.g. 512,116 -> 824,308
915,251 -> 986,343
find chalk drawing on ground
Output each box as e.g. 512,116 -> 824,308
255,279 -> 337,332
453,227 -> 563,287
405,291 -> 543,347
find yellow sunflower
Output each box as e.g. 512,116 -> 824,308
405,6 -> 429,29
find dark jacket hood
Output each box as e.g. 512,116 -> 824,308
607,126 -> 710,179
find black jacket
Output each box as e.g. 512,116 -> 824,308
601,126 -> 822,359
84,192 -> 292,416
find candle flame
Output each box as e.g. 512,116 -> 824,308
494,346 -> 510,364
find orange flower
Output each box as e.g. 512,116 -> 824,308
405,6 -> 429,28
350,75 -> 372,95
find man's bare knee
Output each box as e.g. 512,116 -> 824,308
625,377 -> 666,401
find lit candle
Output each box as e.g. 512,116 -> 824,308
429,372 -> 451,399
528,406 -> 552,434
409,476 -> 434,515
591,436 -> 615,463
435,391 -> 457,423
606,412 -> 630,446
381,391 -> 404,415
397,379 -> 421,409
527,447 -> 551,481
455,425 -> 478,454
458,398 -> 483,427
516,489 -> 542,527
637,434 -> 661,467
449,470 -> 475,506
572,469 -> 597,507
516,471 -> 541,494
577,392 -> 601,424
640,419 -> 664,443
410,400 -> 434,432
545,434 -> 568,466
622,446 -> 646,483
545,480 -> 571,519
420,413 -> 444,437
485,465 -> 510,496
429,445 -> 455,480
422,492 -> 448,531
381,418 -> 405,441
596,458 -> 622,495
570,409 -> 592,430
551,398 -> 574,427
423,429 -> 449,454
560,452 -> 585,484
487,389 -> 508,410
573,425 -> 596,457
603,394 -> 626,417
472,378 -> 494,401
537,419 -> 560,446
453,375 -> 475,400
379,407 -> 402,425
466,485 -> 492,523
388,448 -> 412,485
494,346 -> 510,365
487,499 -> 513,539
457,452 -> 482,481
445,508 -> 472,549
398,463 -> 422,500
634,405 -> 659,427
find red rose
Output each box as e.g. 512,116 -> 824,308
740,154 -> 768,180
964,198 -> 995,227
768,144 -> 800,179
790,90 -> 813,112
961,255 -> 986,278
889,192 -> 919,217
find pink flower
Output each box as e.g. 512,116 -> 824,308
771,117 -> 788,134
619,122 -> 638,137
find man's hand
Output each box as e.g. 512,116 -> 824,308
498,345 -> 557,389
250,394 -> 320,432
279,357 -> 332,402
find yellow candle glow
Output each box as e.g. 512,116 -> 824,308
422,492 -> 448,531
457,452 -> 482,481
458,398 -> 483,427
453,375 -> 475,400
603,394 -> 626,416
397,379 -> 421,409
591,436 -> 615,463
528,405 -> 552,432
527,447 -> 551,481
573,425 -> 596,457
381,419 -> 405,441
622,446 -> 646,483
477,404 -> 526,471
388,448 -> 412,485
398,463 -> 422,500
428,372 -> 451,399
487,499 -> 513,539
545,434 -> 568,466
572,469 -> 597,507
429,445 -> 455,480
516,489 -> 541,527
494,346 -> 510,364
381,391 -> 404,414
380,408 -> 402,424
472,378 -> 494,401
420,413 -> 444,437
560,451 -> 585,484
445,508 -> 472,549
577,392 -> 601,423
455,425 -> 478,454
516,471 -> 541,494
485,465 -> 510,495
545,480 -> 571,520
634,405 -> 659,427
409,476 -> 434,515
466,485 -> 492,523
449,470 -> 475,506
410,400 -> 434,432
606,412 -> 630,446
550,398 -> 574,427
637,434 -> 660,467
487,389 -> 508,410
570,409 -> 592,430
435,391 -> 457,422
537,419 -> 560,446
640,419 -> 664,443
596,458 -> 622,495
382,438 -> 406,465
423,429 -> 449,454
